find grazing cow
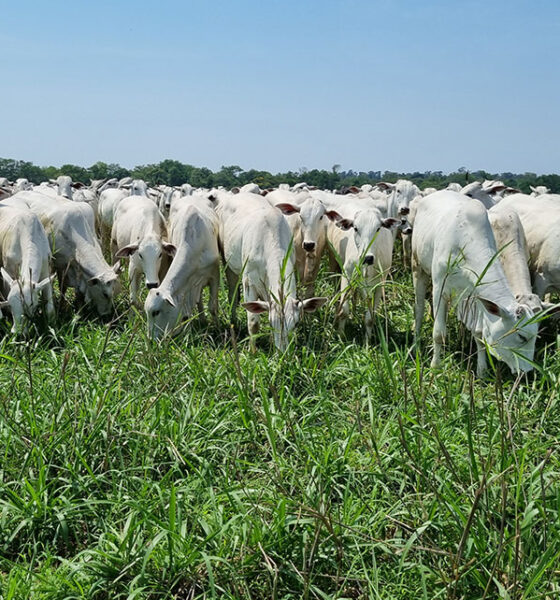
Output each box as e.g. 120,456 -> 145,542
412,191 -> 537,376
5,191 -> 120,316
112,196 -> 175,306
487,203 -> 543,313
218,193 -> 327,350
498,193 -> 560,297
144,199 -> 220,340
326,201 -> 401,337
0,203 -> 54,331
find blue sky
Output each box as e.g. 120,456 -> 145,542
2,0 -> 559,174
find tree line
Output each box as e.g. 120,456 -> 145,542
1,157 -> 559,194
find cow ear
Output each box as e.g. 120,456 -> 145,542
242,301 -> 270,314
275,203 -> 300,215
325,210 -> 343,222
163,293 -> 176,307
162,243 -> 177,257
112,261 -> 122,274
335,218 -> 354,231
36,274 -> 55,291
541,302 -> 560,317
301,297 -> 328,312
115,244 -> 138,258
478,297 -> 502,317
1,267 -> 14,287
381,217 -> 400,229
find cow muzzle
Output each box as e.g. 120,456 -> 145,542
364,255 -> 374,266
303,241 -> 316,252
147,282 -> 159,290
399,207 -> 410,215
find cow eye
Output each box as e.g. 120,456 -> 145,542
139,253 -> 143,259
518,332 -> 528,343
153,310 -> 160,317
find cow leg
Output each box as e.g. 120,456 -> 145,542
402,234 -> 412,270
336,274 -> 351,336
197,294 -> 208,326
303,255 -> 317,298
226,267 -> 240,322
43,284 -> 55,321
475,339 -> 488,377
533,271 -> 549,299
431,284 -> 448,368
128,260 -> 142,307
243,282 -> 260,352
208,267 -> 220,327
412,262 -> 429,343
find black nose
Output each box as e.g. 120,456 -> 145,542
364,255 -> 374,265
403,227 -> 413,235
303,242 -> 316,252
147,282 -> 158,290
400,207 -> 410,215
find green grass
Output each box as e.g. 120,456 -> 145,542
0,253 -> 559,599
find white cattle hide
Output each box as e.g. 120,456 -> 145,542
112,196 -> 175,306
412,191 -> 537,376
0,203 -> 54,331
144,201 -> 220,340
217,193 -> 327,350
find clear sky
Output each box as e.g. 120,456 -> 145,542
2,0 -> 559,174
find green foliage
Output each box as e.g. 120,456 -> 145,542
0,258 -> 559,598
2,157 -> 559,192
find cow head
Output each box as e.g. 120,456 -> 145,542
334,210 -> 400,268
0,268 -> 54,333
276,199 -> 341,255
145,288 -> 179,340
86,263 -> 121,316
242,295 -> 327,350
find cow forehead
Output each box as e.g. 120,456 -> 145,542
355,210 -> 382,231
299,199 -> 325,221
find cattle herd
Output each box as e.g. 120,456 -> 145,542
0,175 -> 557,376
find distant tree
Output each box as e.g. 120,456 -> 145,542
59,164 -> 89,183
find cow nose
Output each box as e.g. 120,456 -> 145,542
400,207 -> 410,215
364,255 -> 374,266
403,227 -> 413,235
147,282 -> 158,290
303,241 -> 316,252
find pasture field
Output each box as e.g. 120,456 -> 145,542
0,253 -> 559,600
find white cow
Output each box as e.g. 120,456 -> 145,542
412,191 -> 537,376
530,185 -> 550,196
5,191 -> 120,316
217,192 -> 327,350
112,196 -> 175,306
461,181 -> 506,209
487,203 -> 543,313
266,189 -> 340,297
144,199 -> 220,340
377,180 -> 418,265
326,201 -> 401,337
498,193 -> 560,297
0,203 -> 54,331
